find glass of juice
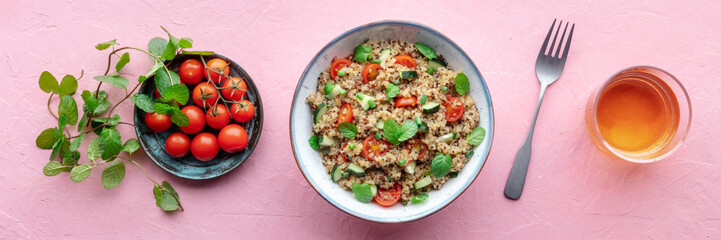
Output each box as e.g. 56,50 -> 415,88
585,66 -> 692,163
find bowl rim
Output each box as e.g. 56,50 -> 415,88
134,53 -> 264,180
289,20 -> 495,223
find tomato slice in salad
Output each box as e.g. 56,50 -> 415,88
330,58 -> 352,80
374,183 -> 402,207
337,102 -> 353,126
404,139 -> 428,161
393,55 -> 416,69
394,96 -> 417,107
443,96 -> 464,122
362,135 -> 389,161
361,63 -> 381,83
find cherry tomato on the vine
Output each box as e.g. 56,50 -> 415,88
206,104 -> 231,129
192,82 -> 219,108
230,99 -> 255,123
221,77 -> 247,101
204,58 -> 229,83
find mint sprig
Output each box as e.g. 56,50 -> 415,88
383,119 -> 418,145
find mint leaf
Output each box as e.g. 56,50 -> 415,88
58,74 -> 78,97
58,95 -> 78,125
148,37 -> 168,57
354,44 -> 372,63
43,161 -> 65,176
179,38 -> 193,48
39,71 -> 58,94
36,128 -> 59,149
397,120 -> 418,142
81,90 -> 99,113
143,61 -> 163,83
121,138 -> 140,154
62,150 -> 80,166
154,69 -> 180,95
163,84 -> 189,105
338,122 -> 358,139
131,94 -> 155,113
170,108 -> 189,127
414,43 -> 437,60
91,114 -> 120,127
99,128 -> 122,160
411,193 -> 429,204
383,119 -> 401,145
154,183 -> 180,211
94,97 -> 110,115
162,181 -> 180,203
115,52 -> 130,72
69,132 -> 84,152
87,137 -> 106,161
95,39 -> 117,50
154,103 -> 173,115
386,83 -> 399,101
351,183 -> 373,203
161,41 -> 176,61
420,94 -> 427,105
70,164 -> 92,183
181,50 -> 214,55
308,135 -> 320,150
455,73 -> 469,95
161,26 -> 180,47
431,153 -> 452,177
93,75 -> 129,89
466,127 -> 486,146
101,161 -> 125,189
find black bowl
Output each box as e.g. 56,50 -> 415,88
134,54 -> 263,180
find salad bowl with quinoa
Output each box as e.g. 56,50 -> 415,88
290,21 -> 494,223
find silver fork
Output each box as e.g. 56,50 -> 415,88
504,19 -> 575,200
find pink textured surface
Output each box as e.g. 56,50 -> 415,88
1,0 -> 720,238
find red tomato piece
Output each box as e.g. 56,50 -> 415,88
394,55 -> 416,69
330,58 -> 352,80
394,96 -> 417,107
361,63 -> 381,83
443,96 -> 464,122
362,135 -> 390,161
337,102 -> 353,126
374,183 -> 402,207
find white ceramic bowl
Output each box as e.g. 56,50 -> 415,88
289,20 -> 494,223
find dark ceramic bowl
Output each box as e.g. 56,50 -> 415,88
134,54 -> 263,180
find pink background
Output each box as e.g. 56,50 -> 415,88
1,0 -> 720,239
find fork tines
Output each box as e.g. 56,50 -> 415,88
539,19 -> 575,59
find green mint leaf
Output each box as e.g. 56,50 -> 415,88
351,183 -> 373,203
161,41 -> 176,61
163,84 -> 189,105
170,108 -> 189,127
308,135 -> 320,150
455,73 -> 470,95
58,95 -> 78,125
161,26 -> 180,47
93,75 -> 129,89
121,138 -> 140,154
337,122 -> 358,139
69,132 -> 84,152
154,182 -> 180,211
397,120 -> 418,142
131,94 -> 155,113
91,114 -> 121,127
154,69 -> 180,95
62,151 -> 80,166
147,37 -> 168,57
154,103 -> 173,115
115,52 -> 130,72
39,71 -> 58,94
49,137 -> 63,160
43,161 -> 65,176
77,112 -> 86,132
58,74 -> 78,97
431,153 -> 452,178
179,38 -> 193,48
162,181 -> 180,202
70,164 -> 92,183
99,128 -> 122,160
36,128 -> 59,149
93,98 -> 110,115
101,161 -> 126,189
95,39 -> 117,50
411,193 -> 429,204
181,50 -> 214,55
81,90 -> 98,113
143,61 -> 163,82
466,127 -> 486,146
414,43 -> 437,60
354,44 -> 372,63
386,83 -> 399,101
87,137 -> 106,161
383,119 -> 401,145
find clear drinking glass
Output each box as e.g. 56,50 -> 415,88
585,66 -> 692,163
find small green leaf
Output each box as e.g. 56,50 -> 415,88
179,38 -> 193,48
81,90 -> 98,113
99,128 -> 122,160
154,182 -> 180,211
154,69 -> 180,95
58,75 -> 78,97
161,41 -> 176,61
354,44 -> 372,63
397,120 -> 418,142
163,84 -> 189,105
58,113 -> 67,131
62,151 -> 80,166
455,73 -> 470,95
170,108 -> 189,127
91,114 -> 121,127
161,26 -> 180,47
131,94 -> 155,113
43,161 -> 64,176
39,71 -> 58,94
420,94 -> 428,105
181,50 -> 214,55
467,127 -> 486,146
337,122 -> 358,139
308,135 -> 320,150
162,181 -> 180,201
411,193 -> 429,204
154,103 -> 173,115
87,137 -> 106,161
95,39 -> 117,50
94,98 -> 110,115
69,132 -> 84,151
386,83 -> 399,101
101,161 -> 125,189
49,137 -> 63,160
121,139 -> 140,154
58,95 -> 78,125
115,52 -> 130,72
148,37 -> 168,57
36,128 -> 59,149
383,119 -> 401,145
431,153 -> 452,178
143,61 -> 163,82
414,43 -> 437,60
351,183 -> 373,203
70,164 -> 92,183
93,75 -> 129,89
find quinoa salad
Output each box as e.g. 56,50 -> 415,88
305,40 -> 486,206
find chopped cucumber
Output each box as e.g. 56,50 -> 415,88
331,164 -> 342,182
418,122 -> 429,133
420,94 -> 428,105
370,184 -> 378,197
405,161 -> 416,174
356,93 -> 377,111
428,59 -> 446,70
313,103 -> 328,124
375,120 -> 385,129
325,83 -> 346,99
421,102 -> 441,114
379,49 -> 392,61
318,136 -> 337,147
414,176 -> 433,190
347,163 -> 365,177
401,71 -> 418,79
437,133 -> 457,143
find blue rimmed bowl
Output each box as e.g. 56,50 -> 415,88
289,20 -> 494,223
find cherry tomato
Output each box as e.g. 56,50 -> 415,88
374,183 -> 402,207
144,112 -> 172,132
192,82 -> 219,108
394,55 -> 416,69
394,96 -> 417,107
443,96 -> 464,122
340,153 -> 349,162
230,99 -> 255,123
179,105 -> 206,134
204,58 -> 230,83
190,132 -> 218,161
206,104 -> 231,129
165,132 -> 190,157
218,124 -> 249,153
337,102 -> 353,126
330,58 -> 352,80
361,63 -> 381,83
362,135 -> 390,161
221,77 -> 247,101
404,139 -> 428,161
179,59 -> 204,84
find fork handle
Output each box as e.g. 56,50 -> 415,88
504,84 -> 548,200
